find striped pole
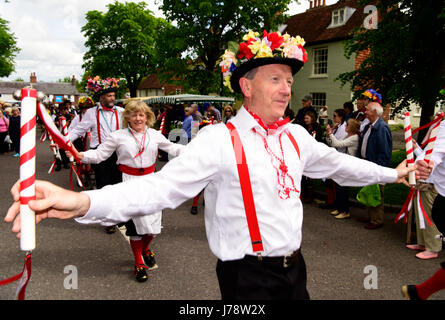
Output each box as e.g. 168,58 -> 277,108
403,112 -> 416,186
423,112 -> 444,164
19,88 -> 37,252
159,115 -> 166,133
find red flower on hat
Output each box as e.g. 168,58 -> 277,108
237,39 -> 255,60
263,30 -> 284,51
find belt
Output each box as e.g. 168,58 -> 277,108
119,163 -> 155,176
244,249 -> 300,268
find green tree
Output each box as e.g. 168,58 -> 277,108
0,17 -> 20,78
82,1 -> 166,97
337,0 -> 445,139
156,0 -> 294,95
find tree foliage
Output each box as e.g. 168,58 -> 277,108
337,0 -> 445,136
82,1 -> 166,97
155,0 -> 294,95
0,16 -> 20,78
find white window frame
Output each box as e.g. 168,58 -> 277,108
311,92 -> 327,108
312,47 -> 328,77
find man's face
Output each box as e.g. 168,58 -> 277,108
100,92 -> 116,108
243,64 -> 293,123
302,99 -> 311,108
365,103 -> 378,121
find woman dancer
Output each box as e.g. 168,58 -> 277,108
68,100 -> 185,282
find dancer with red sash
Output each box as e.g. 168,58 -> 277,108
68,76 -> 123,234
5,30 -> 430,299
67,100 -> 184,282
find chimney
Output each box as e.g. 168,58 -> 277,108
30,72 -> 37,83
71,75 -> 76,86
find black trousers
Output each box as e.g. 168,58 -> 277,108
91,151 -> 122,189
334,182 -> 350,213
216,251 -> 310,300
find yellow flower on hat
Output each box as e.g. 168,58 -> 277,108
256,39 -> 273,58
243,30 -> 259,41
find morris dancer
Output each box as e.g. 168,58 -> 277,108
6,30 -> 430,300
67,100 -> 184,282
403,115 -> 445,299
68,76 -> 123,234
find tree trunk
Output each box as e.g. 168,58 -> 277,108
416,100 -> 436,142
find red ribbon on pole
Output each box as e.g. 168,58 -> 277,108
0,254 -> 32,300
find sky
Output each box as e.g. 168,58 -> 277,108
0,0 -> 337,83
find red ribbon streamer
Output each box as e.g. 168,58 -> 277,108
0,253 -> 32,300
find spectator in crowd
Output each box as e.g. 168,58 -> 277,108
223,105 -> 235,124
191,103 -> 203,123
359,102 -> 392,229
206,104 -> 222,123
343,101 -> 354,122
0,108 -> 9,154
9,107 -> 21,157
318,105 -> 329,126
326,118 -> 361,219
182,107 -> 193,142
295,95 -> 318,126
301,110 -> 322,203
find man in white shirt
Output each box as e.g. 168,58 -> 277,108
6,31 -> 428,300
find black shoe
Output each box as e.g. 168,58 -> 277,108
64,163 -> 70,169
402,285 -> 421,300
143,250 -> 157,269
134,264 -> 148,282
105,226 -> 117,234
190,206 -> 198,215
55,165 -> 61,172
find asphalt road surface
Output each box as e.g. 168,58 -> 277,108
1,129 -> 444,301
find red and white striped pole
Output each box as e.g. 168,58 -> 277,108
423,112 -> 444,164
159,115 -> 166,133
19,88 -> 37,252
403,112 -> 416,186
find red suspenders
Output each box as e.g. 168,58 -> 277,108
226,122 -> 300,257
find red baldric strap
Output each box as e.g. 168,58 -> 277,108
119,163 -> 155,176
96,107 -> 119,144
226,122 -> 264,253
226,122 -> 301,254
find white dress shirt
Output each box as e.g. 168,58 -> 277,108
68,105 -> 124,148
360,118 -> 378,158
81,126 -> 185,235
76,106 -> 397,261
333,121 -> 348,153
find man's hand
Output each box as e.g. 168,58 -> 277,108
5,180 -> 90,238
416,159 -> 434,180
394,159 -> 415,187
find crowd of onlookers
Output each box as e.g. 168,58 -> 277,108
0,100 -> 22,157
284,90 -> 393,230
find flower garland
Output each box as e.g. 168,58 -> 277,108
86,76 -> 120,95
220,30 -> 308,92
78,96 -> 94,107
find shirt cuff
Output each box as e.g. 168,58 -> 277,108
74,189 -> 114,226
382,167 -> 399,184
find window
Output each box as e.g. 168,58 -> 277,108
332,8 -> 345,26
311,92 -> 326,107
313,47 -> 328,75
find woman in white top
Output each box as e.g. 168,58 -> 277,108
326,118 -> 361,219
68,100 -> 185,282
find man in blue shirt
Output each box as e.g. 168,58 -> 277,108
182,107 -> 193,142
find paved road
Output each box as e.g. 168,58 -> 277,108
1,129 -> 444,300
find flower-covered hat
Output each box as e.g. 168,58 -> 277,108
86,76 -> 120,98
220,30 -> 308,93
78,96 -> 95,108
361,89 -> 382,103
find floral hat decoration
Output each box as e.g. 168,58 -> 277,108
362,89 -> 382,103
86,76 -> 120,98
220,30 -> 308,93
78,96 -> 95,108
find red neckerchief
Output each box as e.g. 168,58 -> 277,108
96,106 -> 119,144
101,105 -> 114,112
245,107 -> 289,134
